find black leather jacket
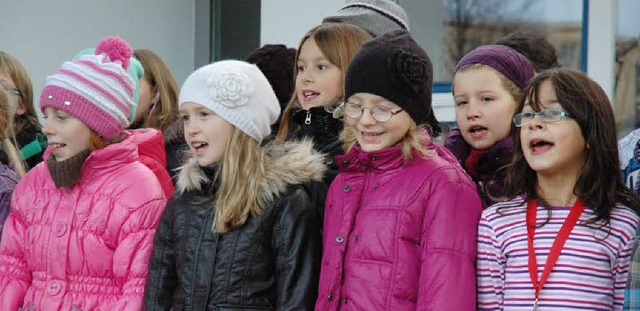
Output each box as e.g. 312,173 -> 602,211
144,140 -> 327,311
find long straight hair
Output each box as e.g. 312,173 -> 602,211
274,23 -> 372,142
0,51 -> 40,134
0,91 -> 25,176
133,49 -> 180,132
212,127 -> 267,233
504,68 -> 640,221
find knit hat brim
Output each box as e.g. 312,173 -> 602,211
41,85 -> 124,140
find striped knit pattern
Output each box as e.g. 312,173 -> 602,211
41,54 -> 135,140
322,0 -> 410,37
477,195 -> 639,311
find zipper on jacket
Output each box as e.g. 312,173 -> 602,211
305,111 -> 312,125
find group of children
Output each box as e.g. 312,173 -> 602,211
0,0 -> 639,310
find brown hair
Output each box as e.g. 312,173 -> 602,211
133,49 -> 180,131
504,68 -> 640,221
274,23 -> 372,142
0,51 -> 41,134
88,131 -> 109,151
0,90 -> 25,176
495,32 -> 560,72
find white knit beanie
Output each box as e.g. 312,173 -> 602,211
179,60 -> 280,143
322,0 -> 410,37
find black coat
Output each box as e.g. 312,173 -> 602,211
289,106 -> 343,186
144,140 -> 327,311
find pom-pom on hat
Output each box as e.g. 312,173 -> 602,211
322,0 -> 410,37
453,45 -> 535,90
41,36 -> 136,140
179,60 -> 280,143
72,47 -> 144,121
344,29 -> 441,135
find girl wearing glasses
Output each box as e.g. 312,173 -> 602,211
477,68 -> 640,310
445,45 -> 535,207
316,30 -> 482,311
0,52 -> 46,170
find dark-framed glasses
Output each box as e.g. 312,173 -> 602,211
513,108 -> 573,127
0,84 -> 22,97
342,101 -> 403,123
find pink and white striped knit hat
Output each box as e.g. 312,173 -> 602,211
40,37 -> 136,140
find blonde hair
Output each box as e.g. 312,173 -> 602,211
0,90 -> 25,176
212,127 -> 267,233
133,49 -> 180,132
0,51 -> 40,134
340,119 -> 432,160
453,63 -> 523,102
275,23 -> 372,142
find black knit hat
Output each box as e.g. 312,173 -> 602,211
344,29 -> 441,135
245,44 -> 297,105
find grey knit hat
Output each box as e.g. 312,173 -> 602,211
322,0 -> 410,37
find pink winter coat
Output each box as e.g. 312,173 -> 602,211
316,141 -> 483,311
0,132 -> 167,310
130,128 -> 175,198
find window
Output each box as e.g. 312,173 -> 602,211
399,0 -> 585,123
400,0 -> 584,82
614,0 -> 640,137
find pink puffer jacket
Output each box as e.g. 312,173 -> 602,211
0,132 -> 167,311
316,141 -> 482,311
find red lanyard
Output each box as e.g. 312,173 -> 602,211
526,198 -> 585,310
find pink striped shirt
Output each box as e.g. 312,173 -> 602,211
477,196 -> 639,311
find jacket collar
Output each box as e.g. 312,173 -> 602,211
43,132 -> 139,179
128,128 -> 167,166
291,106 -> 343,148
336,143 -> 406,172
176,139 -> 327,200
445,128 -> 513,167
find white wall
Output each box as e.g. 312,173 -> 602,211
0,0 -> 195,118
260,0 -> 346,48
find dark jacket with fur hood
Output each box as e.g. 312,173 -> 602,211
144,139 -> 327,311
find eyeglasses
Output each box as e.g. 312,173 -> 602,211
0,84 -> 21,97
342,102 -> 403,123
513,109 -> 573,127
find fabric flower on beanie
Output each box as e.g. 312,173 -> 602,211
179,60 -> 280,143
40,36 -> 136,140
344,29 -> 441,136
389,48 -> 429,95
207,69 -> 254,108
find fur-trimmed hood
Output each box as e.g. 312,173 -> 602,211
176,139 -> 327,201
